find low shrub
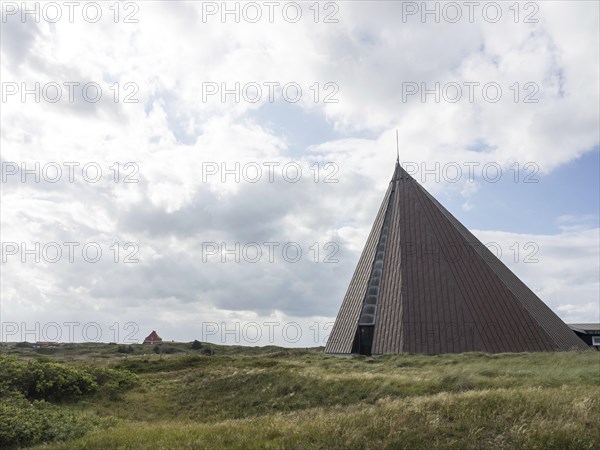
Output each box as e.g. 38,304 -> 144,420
0,357 -> 97,402
0,356 -> 139,403
0,391 -> 90,449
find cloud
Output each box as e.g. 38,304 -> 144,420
461,200 -> 474,212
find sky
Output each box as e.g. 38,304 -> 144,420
1,1 -> 598,347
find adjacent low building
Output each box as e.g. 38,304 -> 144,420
568,324 -> 600,350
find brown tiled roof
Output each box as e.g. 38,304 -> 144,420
144,331 -> 162,342
325,162 -> 589,354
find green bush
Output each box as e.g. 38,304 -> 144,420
87,367 -> 139,399
0,357 -> 97,401
0,356 -> 138,402
15,342 -> 34,348
0,357 -> 137,447
0,391 -> 90,449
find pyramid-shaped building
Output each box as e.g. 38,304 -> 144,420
325,162 -> 587,355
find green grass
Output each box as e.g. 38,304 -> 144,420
37,387 -> 600,449
0,343 -> 598,449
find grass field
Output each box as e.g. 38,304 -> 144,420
1,342 -> 598,449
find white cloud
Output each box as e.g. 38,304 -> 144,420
461,200 -> 475,212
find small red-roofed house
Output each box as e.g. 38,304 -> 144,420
143,330 -> 162,344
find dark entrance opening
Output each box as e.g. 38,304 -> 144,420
352,325 -> 374,355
